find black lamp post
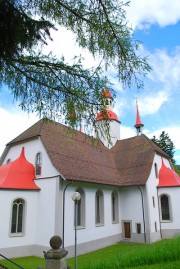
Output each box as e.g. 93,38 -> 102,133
72,192 -> 81,269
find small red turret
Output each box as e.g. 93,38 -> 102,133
134,100 -> 144,136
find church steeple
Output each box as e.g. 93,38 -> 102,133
134,100 -> 144,136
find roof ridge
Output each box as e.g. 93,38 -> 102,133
7,118 -> 46,145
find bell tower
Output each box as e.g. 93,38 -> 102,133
96,88 -> 120,148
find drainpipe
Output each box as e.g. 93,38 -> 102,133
156,187 -> 162,239
137,186 -> 146,243
62,181 -> 73,248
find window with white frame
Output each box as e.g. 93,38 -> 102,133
111,191 -> 119,223
11,199 -> 25,234
160,194 -> 171,221
95,190 -> 104,225
35,152 -> 42,176
76,188 -> 85,227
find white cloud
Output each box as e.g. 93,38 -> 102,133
148,48 -> 180,87
137,91 -> 169,116
42,26 -> 101,70
124,45 -> 180,118
0,107 -> 38,155
121,125 -> 136,139
126,0 -> 180,29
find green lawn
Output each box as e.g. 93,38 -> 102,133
1,236 -> 180,269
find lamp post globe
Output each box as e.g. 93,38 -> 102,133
72,192 -> 81,201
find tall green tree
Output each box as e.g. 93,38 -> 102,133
152,131 -> 175,163
0,0 -> 151,131
152,131 -> 180,175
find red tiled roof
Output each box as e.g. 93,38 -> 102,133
158,159 -> 180,187
96,110 -> 119,122
2,119 -> 169,187
0,147 -> 40,190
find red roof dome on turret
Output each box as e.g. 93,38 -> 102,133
158,159 -> 180,187
96,110 -> 119,121
101,88 -> 113,98
0,147 -> 40,190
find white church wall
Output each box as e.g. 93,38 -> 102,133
158,187 -> 180,238
119,187 -> 145,243
0,190 -> 38,255
145,154 -> 165,242
0,139 -> 63,258
35,177 -> 60,246
63,183 -> 121,256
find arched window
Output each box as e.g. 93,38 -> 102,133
11,199 -> 25,234
154,163 -> 158,178
95,190 -> 104,225
76,188 -> 85,227
111,191 -> 119,223
160,195 -> 171,221
35,152 -> 42,176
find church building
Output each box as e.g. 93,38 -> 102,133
0,89 -> 180,259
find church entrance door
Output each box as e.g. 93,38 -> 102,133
124,222 -> 131,238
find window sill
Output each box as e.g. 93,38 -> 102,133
77,226 -> 85,230
95,223 -> 104,227
160,220 -> 172,223
112,221 -> 119,224
9,233 -> 24,237
35,174 -> 42,177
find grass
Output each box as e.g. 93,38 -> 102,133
1,236 -> 180,269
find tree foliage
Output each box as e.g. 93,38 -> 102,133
174,164 -> 180,176
152,132 -> 180,175
0,0 -> 151,131
0,0 -> 54,60
152,131 -> 175,163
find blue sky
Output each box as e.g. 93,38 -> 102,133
1,0 -> 180,163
